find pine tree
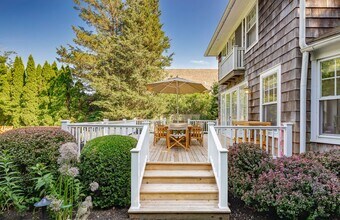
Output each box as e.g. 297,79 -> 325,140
39,62 -> 55,125
11,56 -> 25,126
57,0 -> 171,119
21,55 -> 39,126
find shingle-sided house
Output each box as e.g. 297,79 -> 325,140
205,0 -> 340,153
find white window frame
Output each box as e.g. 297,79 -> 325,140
311,55 -> 340,145
260,65 -> 281,126
220,81 -> 248,125
244,1 -> 259,52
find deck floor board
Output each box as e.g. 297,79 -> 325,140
149,134 -> 208,163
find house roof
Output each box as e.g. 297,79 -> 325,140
204,0 -> 255,57
164,69 -> 218,90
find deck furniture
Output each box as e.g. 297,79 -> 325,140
153,124 -> 167,145
232,121 -> 271,146
191,124 -> 204,146
166,123 -> 190,150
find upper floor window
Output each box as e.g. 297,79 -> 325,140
245,3 -> 258,49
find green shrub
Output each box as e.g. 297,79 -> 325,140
79,135 -> 137,208
228,143 -> 273,198
0,127 -> 75,196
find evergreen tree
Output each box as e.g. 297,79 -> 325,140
39,62 -> 54,125
0,56 -> 12,124
21,55 -> 39,125
11,57 -> 25,126
57,0 -> 171,119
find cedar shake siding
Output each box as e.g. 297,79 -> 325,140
246,0 -> 302,153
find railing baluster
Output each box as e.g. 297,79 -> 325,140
271,130 -> 275,158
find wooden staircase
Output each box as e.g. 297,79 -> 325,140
128,162 -> 231,220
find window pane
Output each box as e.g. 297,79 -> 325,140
247,26 -> 256,47
322,79 -> 335,96
226,93 -> 231,124
337,78 -> 340,96
337,58 -> 340,76
239,89 -> 248,121
320,99 -> 340,135
231,91 -> 238,120
321,60 -> 335,79
247,6 -> 256,29
262,104 -> 277,126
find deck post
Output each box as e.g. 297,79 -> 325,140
103,119 -> 109,135
142,122 -> 150,160
61,120 -> 70,132
219,150 -> 228,209
187,119 -> 191,125
207,122 -> 215,163
283,123 -> 293,157
130,150 -> 140,209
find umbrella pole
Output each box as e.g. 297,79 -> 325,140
176,81 -> 179,123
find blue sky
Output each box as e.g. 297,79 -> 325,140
0,0 -> 227,69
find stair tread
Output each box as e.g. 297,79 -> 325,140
141,184 -> 218,193
144,170 -> 214,178
141,199 -> 218,206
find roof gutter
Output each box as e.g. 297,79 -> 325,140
204,0 -> 236,57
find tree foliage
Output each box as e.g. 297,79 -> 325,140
57,0 -> 172,120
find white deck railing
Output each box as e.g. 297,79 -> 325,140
214,123 -> 293,158
136,119 -> 167,133
219,46 -> 245,81
130,124 -> 150,209
188,119 -> 219,133
61,120 -> 144,153
208,124 -> 228,209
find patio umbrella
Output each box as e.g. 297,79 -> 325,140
147,76 -> 207,121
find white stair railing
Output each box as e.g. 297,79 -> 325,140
208,123 -> 228,209
130,123 -> 150,209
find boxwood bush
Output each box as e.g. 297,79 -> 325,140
79,135 -> 137,208
0,127 -> 75,196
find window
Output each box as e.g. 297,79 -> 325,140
319,58 -> 340,135
221,83 -> 248,125
260,66 -> 281,126
245,3 -> 258,49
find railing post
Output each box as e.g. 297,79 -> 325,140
215,119 -> 219,126
283,123 -> 293,157
207,122 -> 215,162
187,119 -> 191,125
142,122 -> 150,160
123,118 -> 127,124
61,120 -> 70,132
103,119 -> 109,135
219,150 -> 228,209
130,150 -> 140,209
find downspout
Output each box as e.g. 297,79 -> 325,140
299,0 -> 309,153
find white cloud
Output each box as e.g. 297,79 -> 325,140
190,60 -> 209,65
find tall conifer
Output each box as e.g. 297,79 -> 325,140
0,56 -> 12,124
11,56 -> 25,126
21,55 -> 39,125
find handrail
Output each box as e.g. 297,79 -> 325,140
130,123 -> 150,209
208,124 -> 228,209
214,123 -> 293,158
61,120 -> 144,154
188,119 -> 219,134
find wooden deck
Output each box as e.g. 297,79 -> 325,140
149,134 -> 208,163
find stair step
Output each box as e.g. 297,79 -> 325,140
141,184 -> 218,193
144,170 -> 214,178
146,162 -> 212,170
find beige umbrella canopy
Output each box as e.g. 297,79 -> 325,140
147,76 -> 208,121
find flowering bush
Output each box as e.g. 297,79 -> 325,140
302,149 -> 340,177
244,156 -> 340,219
79,135 -> 137,208
228,143 -> 273,198
0,127 -> 75,196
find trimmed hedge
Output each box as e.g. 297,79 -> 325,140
0,127 -> 75,196
79,135 -> 137,208
229,144 -> 340,219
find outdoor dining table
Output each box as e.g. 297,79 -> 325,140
164,123 -> 193,149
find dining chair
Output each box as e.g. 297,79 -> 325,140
166,123 -> 189,150
153,124 -> 167,145
191,124 -> 203,146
